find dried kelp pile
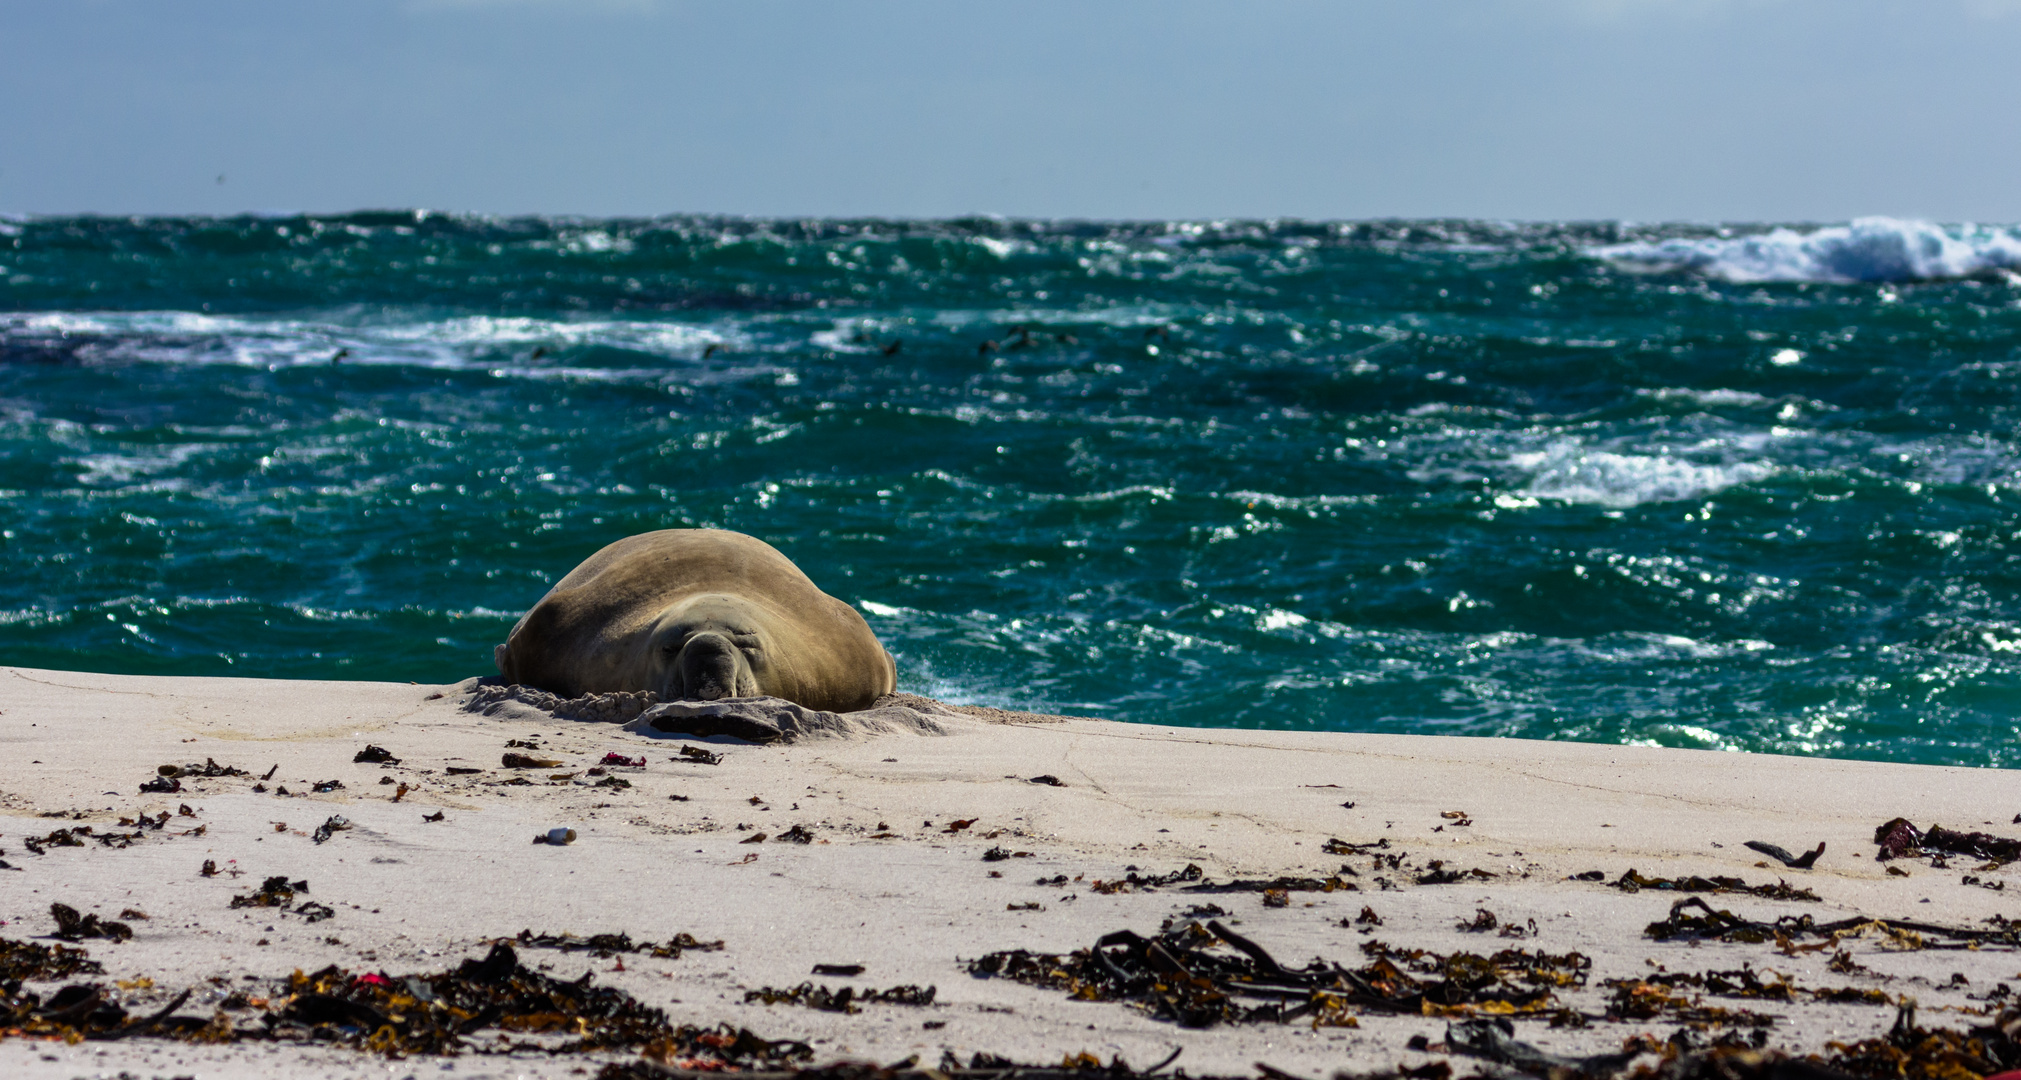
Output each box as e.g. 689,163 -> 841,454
1609,871 -> 1820,903
967,919 -> 1589,1028
597,1050 -> 1233,1080
1874,819 -> 2021,867
1645,897 -> 2021,950
1598,963 -> 1894,1033
0,936 -> 103,982
508,928 -> 725,959
1,940 -> 811,1065
744,983 -> 937,1012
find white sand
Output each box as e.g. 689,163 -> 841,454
3,665 -> 2019,1079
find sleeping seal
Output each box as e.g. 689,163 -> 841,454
493,529 -> 896,713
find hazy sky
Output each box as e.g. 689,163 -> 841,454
4,0 -> 2019,222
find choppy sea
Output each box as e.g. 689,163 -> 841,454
4,213 -> 2021,766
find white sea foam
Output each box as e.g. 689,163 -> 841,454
1590,217 -> 2021,283
1506,441 -> 1774,507
1637,387 -> 1777,409
1,310 -> 747,377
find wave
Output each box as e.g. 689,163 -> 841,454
0,310 -> 756,379
1589,217 -> 2021,284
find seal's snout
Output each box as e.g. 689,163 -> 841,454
675,631 -> 742,701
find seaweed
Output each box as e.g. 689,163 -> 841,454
0,936 -> 103,981
1644,897 -> 2021,949
254,943 -> 816,1060
1743,842 -> 1825,870
1814,999 -> 2021,1080
595,1050 -> 1228,1080
229,875 -> 313,912
676,745 -> 724,766
1611,870 -> 1819,902
966,919 -> 1587,1028
508,929 -> 724,959
49,902 -> 133,943
1873,819 -> 2021,864
1448,1016 -> 1642,1076
157,759 -> 251,779
353,746 -> 401,765
743,982 -> 936,1012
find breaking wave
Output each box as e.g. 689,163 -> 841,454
1590,217 -> 2021,283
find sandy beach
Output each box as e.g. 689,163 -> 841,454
4,664 -> 2020,1080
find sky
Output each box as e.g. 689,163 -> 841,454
2,0 -> 2019,222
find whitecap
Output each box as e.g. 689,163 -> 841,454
1590,217 -> 2021,283
1506,442 -> 1774,507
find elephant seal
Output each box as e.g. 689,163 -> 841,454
493,529 -> 896,713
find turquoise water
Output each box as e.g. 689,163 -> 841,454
5,212 -> 2021,766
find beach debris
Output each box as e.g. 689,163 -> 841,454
503,752 -> 563,768
676,745 -> 724,765
602,752 -> 646,767
445,765 -> 482,774
594,775 -> 633,789
1643,896 -> 2021,949
139,775 -> 182,794
1029,774 -> 1066,786
1087,864 -> 1205,893
812,963 -> 864,976
1744,841 -> 1826,869
1447,1016 -> 1641,1076
423,811 -> 446,822
983,846 -> 1034,861
158,758 -> 252,779
391,781 -> 410,802
536,827 -> 578,845
743,982 -> 935,1012
1608,869 -> 1820,902
968,919 -> 1587,1028
20,823 -> 153,853
201,858 -> 218,876
507,928 -> 723,958
1874,818 -> 2021,864
1418,861 -> 1497,885
352,745 -> 401,765
311,779 -> 344,793
310,815 -> 352,844
49,902 -> 133,943
230,875 -> 311,911
945,818 -> 978,833
0,936 -> 103,981
741,832 -> 768,844
261,764 -> 279,780
225,942 -> 811,1060
1324,837 -> 1394,854
778,824 -> 816,844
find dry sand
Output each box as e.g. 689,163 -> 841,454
3,664 -> 2019,1079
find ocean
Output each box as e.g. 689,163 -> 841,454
4,212 -> 2020,767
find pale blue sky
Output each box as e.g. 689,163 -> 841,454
3,0 -> 2018,221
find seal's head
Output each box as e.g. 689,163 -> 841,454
648,594 -> 773,702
